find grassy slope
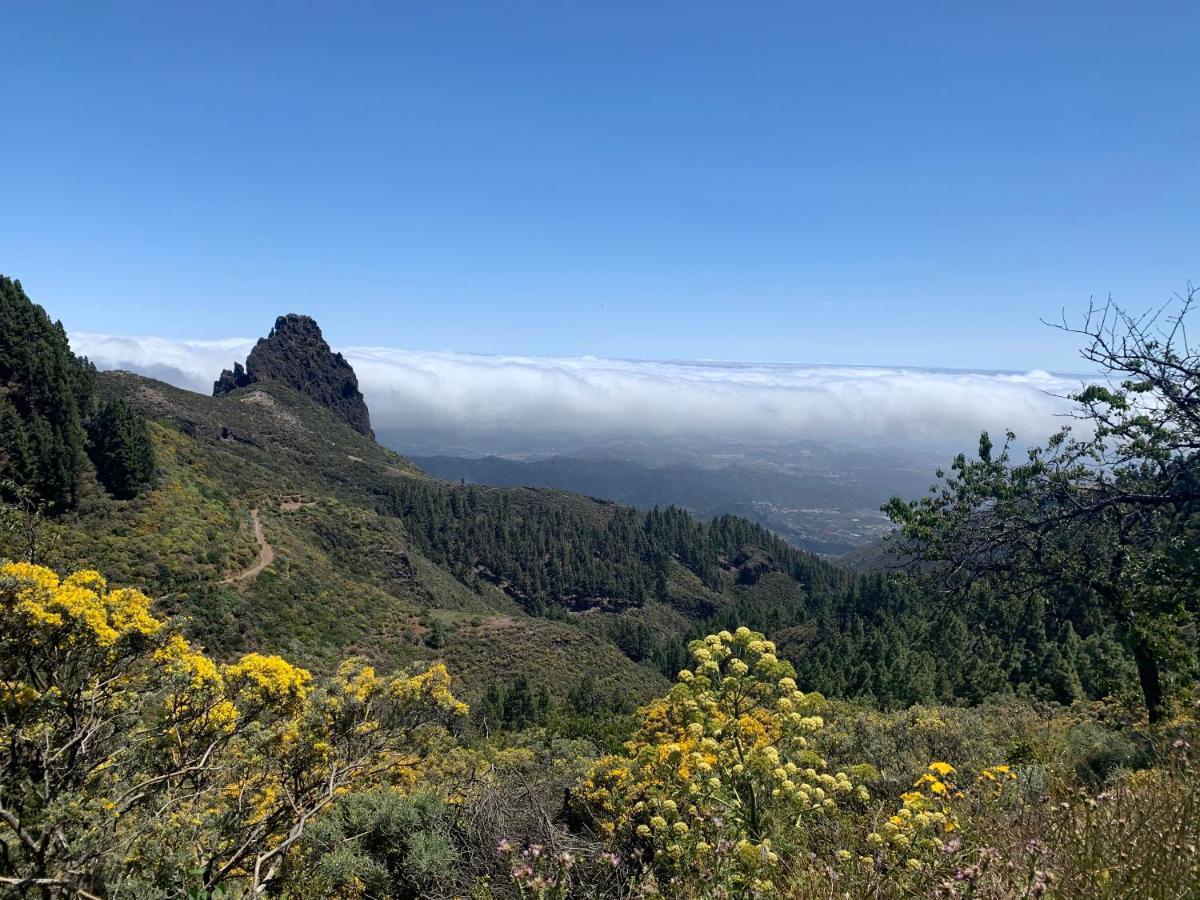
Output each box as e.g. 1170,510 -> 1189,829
41,371 -> 670,703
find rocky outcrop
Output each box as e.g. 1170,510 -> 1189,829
213,361 -> 253,394
213,314 -> 374,439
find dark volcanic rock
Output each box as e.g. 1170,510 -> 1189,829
213,314 -> 374,439
213,361 -> 253,394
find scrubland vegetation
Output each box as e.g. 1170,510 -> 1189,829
1,564 -> 1196,898
2,278 -> 1198,896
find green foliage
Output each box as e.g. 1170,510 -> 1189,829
11,350 -> 1150,718
0,561 -> 466,898
476,674 -> 552,732
0,275 -> 94,510
282,789 -> 457,899
379,478 -> 837,617
567,627 -> 1200,898
1065,720 -> 1151,784
885,294 -> 1200,722
87,397 -> 156,499
3,564 -> 1198,898
575,627 -> 864,895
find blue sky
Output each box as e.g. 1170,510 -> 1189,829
3,1 -> 1196,370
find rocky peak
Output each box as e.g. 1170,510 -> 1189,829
213,314 -> 374,439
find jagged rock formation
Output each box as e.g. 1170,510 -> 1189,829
213,361 -> 254,394
213,314 -> 374,438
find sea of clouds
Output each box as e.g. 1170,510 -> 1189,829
71,332 -> 1085,449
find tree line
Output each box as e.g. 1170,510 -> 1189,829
0,275 -> 154,512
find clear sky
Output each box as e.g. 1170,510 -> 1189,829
3,1 -> 1196,371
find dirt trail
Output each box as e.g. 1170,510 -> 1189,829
220,508 -> 275,584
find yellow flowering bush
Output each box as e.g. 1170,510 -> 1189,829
226,651 -> 313,713
862,760 -> 1020,877
3,561 -> 162,648
0,562 -> 467,898
866,762 -> 961,869
576,627 -> 864,893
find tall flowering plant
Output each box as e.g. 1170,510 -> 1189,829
575,627 -> 867,893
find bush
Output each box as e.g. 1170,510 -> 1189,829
574,627 -> 869,894
1066,720 -> 1151,783
0,561 -> 466,898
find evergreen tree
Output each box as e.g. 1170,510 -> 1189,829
502,674 -> 537,730
887,292 -> 1200,721
479,682 -> 505,732
87,398 -> 156,500
426,616 -> 445,649
0,275 -> 93,509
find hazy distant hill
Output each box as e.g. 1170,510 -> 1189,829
405,441 -> 941,554
836,534 -> 912,573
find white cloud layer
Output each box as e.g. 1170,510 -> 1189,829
73,333 -> 257,395
71,332 -> 1083,449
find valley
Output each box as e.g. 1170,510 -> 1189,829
4,7 -> 1197,894
403,447 -> 926,554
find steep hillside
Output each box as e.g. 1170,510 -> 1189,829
43,365 -> 857,704
0,303 -> 870,712
42,371 -> 669,704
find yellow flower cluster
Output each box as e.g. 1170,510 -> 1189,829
577,627 -> 863,890
390,662 -> 470,717
225,652 -> 312,712
978,763 -> 1018,797
865,760 -> 1019,874
0,679 -> 40,708
2,562 -> 162,650
867,762 -> 960,869
337,659 -> 380,702
151,634 -> 244,740
155,633 -> 222,689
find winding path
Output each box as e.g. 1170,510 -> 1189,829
219,508 -> 275,584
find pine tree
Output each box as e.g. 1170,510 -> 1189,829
0,276 -> 93,509
426,616 -> 445,649
87,398 -> 156,500
503,675 -> 536,730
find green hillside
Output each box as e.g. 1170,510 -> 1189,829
3,282 -> 1199,899
31,371 -> 668,704
11,362 -> 1146,718
0,281 -> 1179,718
